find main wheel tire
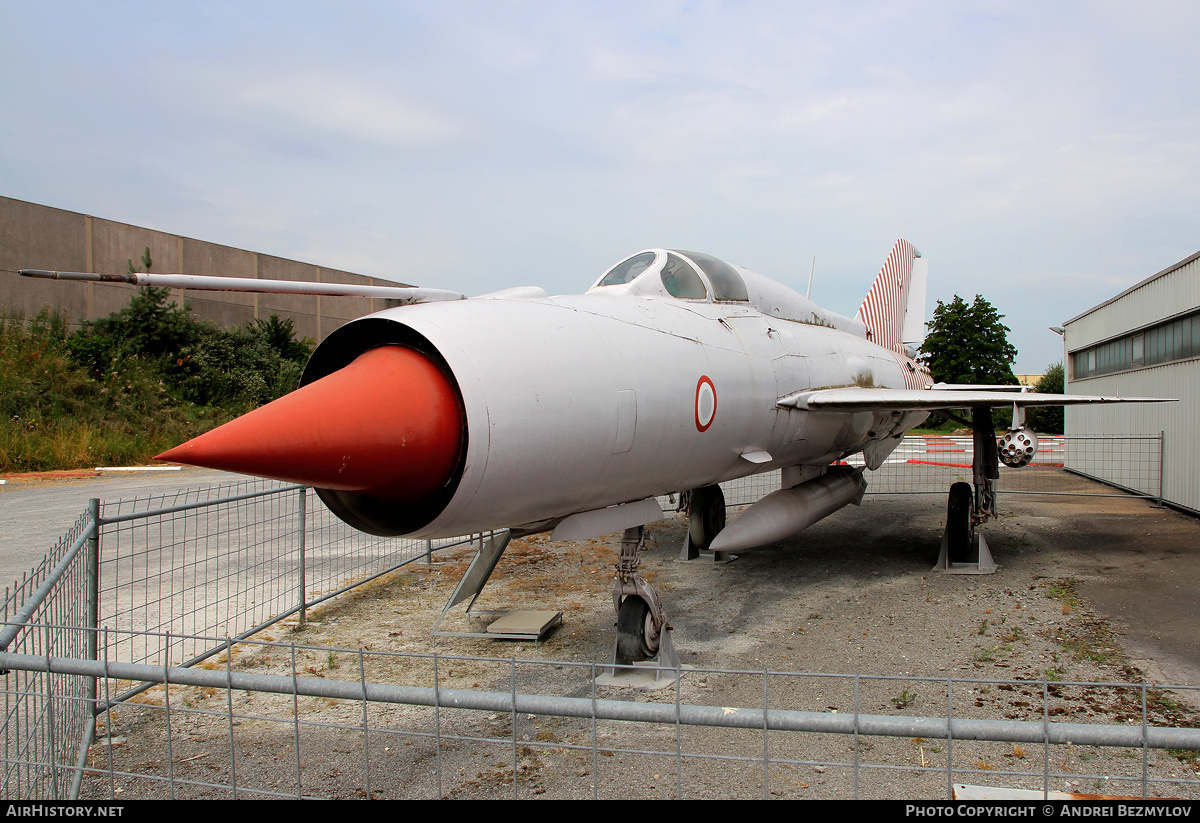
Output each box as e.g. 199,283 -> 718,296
946,481 -> 974,564
688,484 -> 726,551
616,596 -> 658,662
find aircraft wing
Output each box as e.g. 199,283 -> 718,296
777,387 -> 1172,412
20,269 -> 466,305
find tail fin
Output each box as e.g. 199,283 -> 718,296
855,239 -> 926,356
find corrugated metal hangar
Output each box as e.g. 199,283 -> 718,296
1064,250 -> 1200,514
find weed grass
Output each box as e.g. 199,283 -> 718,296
0,304 -> 292,472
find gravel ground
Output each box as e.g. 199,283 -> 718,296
78,478 -> 1200,800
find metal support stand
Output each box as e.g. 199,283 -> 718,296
679,529 -> 699,561
678,530 -> 737,563
933,531 -> 996,574
432,530 -> 563,642
595,624 -> 685,690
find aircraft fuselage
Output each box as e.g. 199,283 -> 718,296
305,284 -> 927,538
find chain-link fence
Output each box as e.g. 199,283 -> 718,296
719,434 -> 1165,506
1,478 -> 483,799
97,478 -> 480,671
0,434 -> 1186,800
0,509 -> 98,800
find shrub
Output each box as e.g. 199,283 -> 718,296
1,291 -> 313,471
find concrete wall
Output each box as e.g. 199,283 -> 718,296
0,196 -> 409,342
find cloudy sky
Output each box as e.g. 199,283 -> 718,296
3,1 -> 1198,373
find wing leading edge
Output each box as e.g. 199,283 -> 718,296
20,269 -> 466,304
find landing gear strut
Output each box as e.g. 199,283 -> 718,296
604,525 -> 682,684
612,525 -> 663,664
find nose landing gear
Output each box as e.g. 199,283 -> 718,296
600,525 -> 683,687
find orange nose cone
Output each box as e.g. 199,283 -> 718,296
156,346 -> 463,503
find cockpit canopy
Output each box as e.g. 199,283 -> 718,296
588,247 -> 869,339
591,249 -> 749,302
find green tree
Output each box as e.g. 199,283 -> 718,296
128,246 -> 153,275
167,321 -> 306,407
1026,362 -> 1064,434
67,286 -> 204,378
920,294 -> 1018,385
246,314 -> 313,365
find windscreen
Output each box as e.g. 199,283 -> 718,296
598,251 -> 658,287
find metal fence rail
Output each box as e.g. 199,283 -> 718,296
1,634 -> 1198,800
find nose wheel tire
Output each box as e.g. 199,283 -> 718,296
946,481 -> 975,564
616,595 -> 659,662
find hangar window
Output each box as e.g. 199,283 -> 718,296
1071,310 -> 1200,379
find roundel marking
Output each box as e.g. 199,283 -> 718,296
695,375 -> 717,432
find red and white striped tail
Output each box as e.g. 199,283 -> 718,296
855,239 -> 924,357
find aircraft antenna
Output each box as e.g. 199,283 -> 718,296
806,256 -> 816,299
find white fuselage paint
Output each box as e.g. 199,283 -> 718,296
370,288 -> 922,539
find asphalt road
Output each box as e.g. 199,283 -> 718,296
0,467 -> 255,587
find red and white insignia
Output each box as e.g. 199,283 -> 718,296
695,376 -> 716,432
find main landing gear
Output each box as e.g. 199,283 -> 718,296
687,485 -> 726,551
678,484 -> 732,561
935,408 -> 997,574
936,483 -> 996,574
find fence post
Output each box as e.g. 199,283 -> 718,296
68,498 -> 102,800
86,497 -> 100,668
1157,431 -> 1165,507
298,487 -> 307,628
